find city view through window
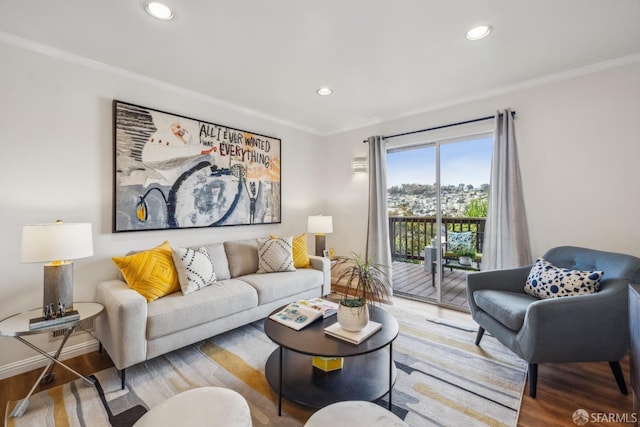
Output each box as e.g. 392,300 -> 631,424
387,136 -> 493,218
387,135 -> 494,305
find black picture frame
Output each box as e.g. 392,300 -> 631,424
112,100 -> 281,232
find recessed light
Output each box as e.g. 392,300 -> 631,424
465,24 -> 492,41
316,87 -> 333,96
145,2 -> 174,20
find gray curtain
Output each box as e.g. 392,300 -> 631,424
366,136 -> 393,298
482,110 -> 532,270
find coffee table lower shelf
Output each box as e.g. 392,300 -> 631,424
265,347 -> 397,409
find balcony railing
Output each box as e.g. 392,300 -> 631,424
389,216 -> 486,262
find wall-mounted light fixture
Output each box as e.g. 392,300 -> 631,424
352,157 -> 367,173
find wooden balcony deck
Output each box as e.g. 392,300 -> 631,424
392,261 -> 470,310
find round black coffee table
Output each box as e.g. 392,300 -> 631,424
264,305 -> 399,415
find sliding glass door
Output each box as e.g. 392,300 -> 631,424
387,134 -> 492,309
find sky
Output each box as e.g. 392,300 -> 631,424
386,136 -> 493,188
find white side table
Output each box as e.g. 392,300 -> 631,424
0,301 -> 104,417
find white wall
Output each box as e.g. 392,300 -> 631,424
0,41 -> 325,375
323,60 -> 640,260
2,37 -> 639,377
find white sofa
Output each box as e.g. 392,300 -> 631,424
95,238 -> 331,388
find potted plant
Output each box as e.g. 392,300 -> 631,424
332,253 -> 391,332
454,248 -> 476,266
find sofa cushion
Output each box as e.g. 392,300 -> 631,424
203,243 -> 230,280
240,269 -> 323,305
257,236 -> 295,273
172,246 -> 216,295
224,239 -> 259,278
112,241 -> 180,302
524,257 -> 603,299
473,290 -> 537,331
146,279 -> 259,340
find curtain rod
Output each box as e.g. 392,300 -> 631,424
362,110 -> 516,143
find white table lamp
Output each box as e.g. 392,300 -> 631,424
21,221 -> 93,315
307,215 -> 333,256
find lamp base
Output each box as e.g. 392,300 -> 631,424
43,263 -> 74,314
315,234 -> 326,257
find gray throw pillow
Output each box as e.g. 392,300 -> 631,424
203,242 -> 231,280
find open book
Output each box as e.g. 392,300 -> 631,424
297,297 -> 339,318
269,298 -> 339,330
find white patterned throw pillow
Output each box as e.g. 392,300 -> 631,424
172,246 -> 217,295
257,236 -> 295,273
524,258 -> 603,299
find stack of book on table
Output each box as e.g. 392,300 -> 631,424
29,310 -> 80,330
324,321 -> 382,345
269,297 -> 339,330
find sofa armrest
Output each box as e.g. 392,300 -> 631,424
309,255 -> 331,296
94,280 -> 148,370
466,265 -> 532,315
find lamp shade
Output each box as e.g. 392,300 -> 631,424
21,222 -> 94,263
307,215 -> 333,234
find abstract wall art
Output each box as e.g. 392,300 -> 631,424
113,100 -> 281,232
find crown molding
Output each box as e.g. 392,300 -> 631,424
0,31 -> 321,136
2,31 -> 638,138
321,53 -> 640,136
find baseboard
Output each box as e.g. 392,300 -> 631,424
0,338 -> 100,380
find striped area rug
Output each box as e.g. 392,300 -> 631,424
6,303 -> 526,427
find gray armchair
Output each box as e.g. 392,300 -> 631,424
467,246 -> 640,397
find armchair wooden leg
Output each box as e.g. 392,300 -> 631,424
528,364 -> 538,398
475,327 -> 485,345
120,368 -> 126,390
609,361 -> 628,395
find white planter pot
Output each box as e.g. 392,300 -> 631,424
337,304 -> 369,332
459,256 -> 472,266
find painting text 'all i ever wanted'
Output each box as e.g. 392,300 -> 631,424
113,100 -> 281,232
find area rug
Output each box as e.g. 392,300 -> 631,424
5,304 -> 526,427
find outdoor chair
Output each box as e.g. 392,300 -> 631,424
424,231 -> 482,284
467,246 -> 640,397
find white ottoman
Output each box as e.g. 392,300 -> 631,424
133,386 -> 251,427
305,401 -> 408,427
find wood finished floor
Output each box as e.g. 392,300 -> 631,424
392,260 -> 470,310
0,298 -> 634,426
397,297 -> 635,427
0,349 -> 114,422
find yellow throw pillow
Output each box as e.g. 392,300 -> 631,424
272,233 -> 310,268
112,241 -> 180,302
292,233 -> 311,268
